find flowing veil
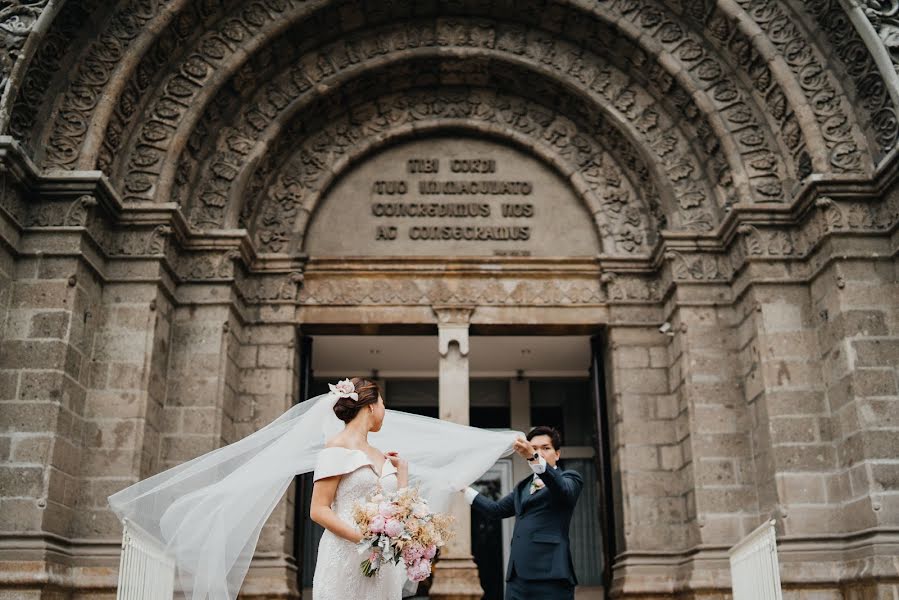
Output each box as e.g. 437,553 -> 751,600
108,390 -> 521,600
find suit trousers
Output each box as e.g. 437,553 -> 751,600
505,574 -> 574,600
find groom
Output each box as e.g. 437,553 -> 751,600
462,426 -> 583,600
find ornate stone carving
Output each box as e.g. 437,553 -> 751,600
15,0 -> 886,200
599,271 -> 662,302
105,0 -> 303,177
736,0 -> 872,173
67,195 -> 97,226
6,0 -> 96,151
605,0 -> 790,198
41,0 -> 177,169
297,275 -> 605,306
103,224 -> 171,257
0,0 -> 51,96
797,0 -> 898,160
862,1 -> 899,72
238,271 -> 305,303
147,225 -> 172,255
733,193 -> 898,261
815,196 -> 845,231
155,19 -> 723,241
174,249 -> 243,281
25,195 -> 97,227
737,224 -> 795,257
664,250 -> 733,282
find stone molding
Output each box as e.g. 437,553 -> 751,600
0,138 -> 896,314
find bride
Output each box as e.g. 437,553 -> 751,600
310,377 -> 408,598
108,376 -> 518,600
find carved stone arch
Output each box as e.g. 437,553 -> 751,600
724,0 -> 892,166
647,0 -> 883,174
45,0 -> 792,213
11,0 -> 887,187
4,0 -> 116,152
247,118 -> 658,256
178,49 -> 723,239
780,0 -> 899,162
119,14 -> 744,217
27,0 -> 210,167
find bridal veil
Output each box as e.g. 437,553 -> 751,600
108,390 -> 520,600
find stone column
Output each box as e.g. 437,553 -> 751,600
509,378 -> 532,484
428,305 -> 483,600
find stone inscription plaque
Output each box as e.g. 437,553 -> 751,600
305,137 -> 599,256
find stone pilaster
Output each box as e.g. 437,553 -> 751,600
811,249 -> 899,599
161,304 -> 234,467
238,322 -> 300,599
429,305 -> 483,600
0,190 -> 105,595
669,302 -> 756,589
76,282 -> 172,521
604,325 -> 692,597
814,255 -> 899,526
739,283 -> 839,535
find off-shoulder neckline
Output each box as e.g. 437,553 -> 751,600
321,446 -> 395,479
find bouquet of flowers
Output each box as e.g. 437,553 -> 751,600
352,486 -> 454,582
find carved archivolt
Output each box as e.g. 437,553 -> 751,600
0,0 -> 893,274
798,0 -> 899,159
0,0 -> 51,112
862,1 -> 899,73
152,18 -> 735,230
12,0 -> 889,207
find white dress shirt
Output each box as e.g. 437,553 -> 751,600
463,455 -> 550,504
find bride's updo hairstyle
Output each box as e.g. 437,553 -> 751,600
333,377 -> 381,423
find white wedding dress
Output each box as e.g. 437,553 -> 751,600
312,447 -> 407,599
107,391 -> 519,600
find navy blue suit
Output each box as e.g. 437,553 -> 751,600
471,464 -> 583,600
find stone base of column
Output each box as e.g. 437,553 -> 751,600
428,557 -> 484,600
240,561 -> 300,600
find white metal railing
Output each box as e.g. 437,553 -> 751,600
729,519 -> 783,600
116,519 -> 175,600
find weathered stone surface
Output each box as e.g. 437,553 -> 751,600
0,1 -> 897,597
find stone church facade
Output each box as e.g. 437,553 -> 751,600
0,1 -> 898,599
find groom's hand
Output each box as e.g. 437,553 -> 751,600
513,437 -> 535,460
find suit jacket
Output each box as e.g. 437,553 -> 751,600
471,464 -> 583,584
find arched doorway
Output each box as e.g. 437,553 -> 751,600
1,1 -> 897,599
292,131 -> 615,597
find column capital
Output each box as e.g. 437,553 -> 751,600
431,304 -> 475,325
433,305 -> 474,357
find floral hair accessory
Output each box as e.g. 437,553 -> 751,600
329,378 -> 359,401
